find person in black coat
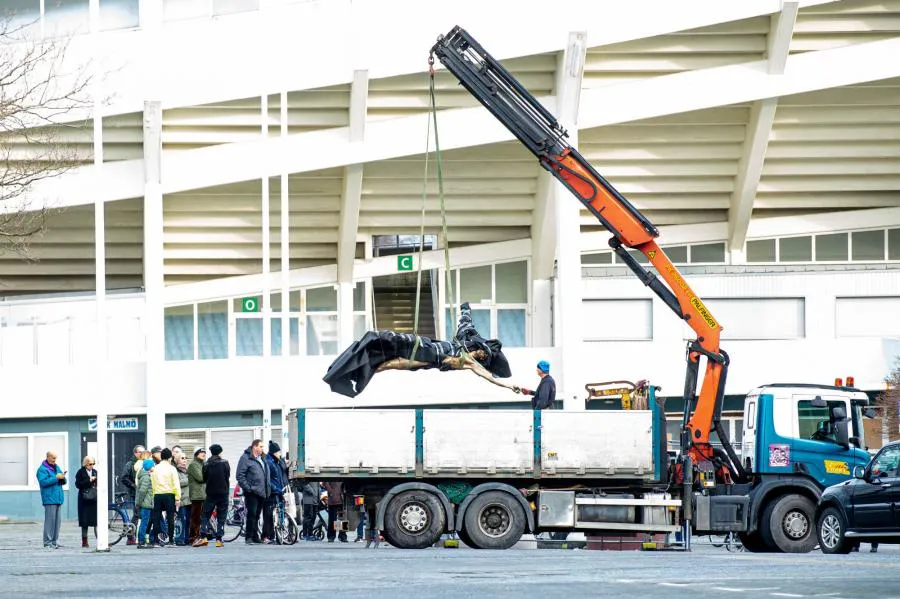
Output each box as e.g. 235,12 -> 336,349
195,444 -> 231,546
75,456 -> 98,548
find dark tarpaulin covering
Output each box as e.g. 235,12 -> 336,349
323,302 -> 512,398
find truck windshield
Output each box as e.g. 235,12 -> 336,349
797,400 -> 846,444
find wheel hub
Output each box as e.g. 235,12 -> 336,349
820,514 -> 841,549
400,503 -> 428,533
783,510 -> 809,539
479,504 -> 511,538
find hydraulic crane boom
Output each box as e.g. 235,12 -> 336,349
431,26 -> 744,483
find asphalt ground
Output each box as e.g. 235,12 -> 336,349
1,522 -> 898,598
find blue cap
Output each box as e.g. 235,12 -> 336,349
537,360 -> 550,373
143,459 -> 154,471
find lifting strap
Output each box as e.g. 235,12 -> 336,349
408,57 -> 458,365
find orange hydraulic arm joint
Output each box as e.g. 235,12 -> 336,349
431,26 -> 745,484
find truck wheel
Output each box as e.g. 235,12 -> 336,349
383,490 -> 445,549
760,495 -> 817,553
816,507 -> 853,554
463,491 -> 526,550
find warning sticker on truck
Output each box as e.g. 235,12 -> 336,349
824,460 -> 850,475
768,444 -> 790,468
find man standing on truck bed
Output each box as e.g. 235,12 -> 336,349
517,360 -> 556,409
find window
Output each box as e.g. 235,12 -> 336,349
797,400 -> 845,443
747,239 -> 776,263
165,305 -> 194,361
890,229 -> 900,261
44,0 -> 89,34
582,299 -> 652,341
0,433 -> 68,490
165,431 -> 207,462
779,236 -> 812,262
815,233 -> 848,261
99,0 -> 139,30
582,252 -> 612,265
446,261 -> 529,346
2,0 -> 40,29
871,446 -> 900,478
852,230 -> 885,261
685,298 -> 804,340
690,243 -> 725,263
198,301 -> 227,360
163,0 -> 209,21
835,297 -> 900,337
665,246 -> 688,264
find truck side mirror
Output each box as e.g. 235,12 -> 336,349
834,419 -> 850,448
853,465 -> 866,479
832,406 -> 846,420
811,396 -> 827,408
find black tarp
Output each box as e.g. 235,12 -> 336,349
323,302 -> 512,398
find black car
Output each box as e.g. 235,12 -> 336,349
815,440 -> 900,554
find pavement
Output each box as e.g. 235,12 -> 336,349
1,521 -> 899,598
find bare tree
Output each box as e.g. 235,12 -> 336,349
876,359 -> 900,441
0,13 -> 92,258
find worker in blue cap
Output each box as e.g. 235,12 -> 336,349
516,360 -> 556,410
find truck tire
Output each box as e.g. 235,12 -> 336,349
760,494 -> 817,553
463,490 -> 526,550
383,490 -> 446,549
816,507 -> 853,554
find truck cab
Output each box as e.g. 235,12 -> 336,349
737,383 -> 872,552
742,383 -> 872,485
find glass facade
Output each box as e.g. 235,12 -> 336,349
445,260 -> 529,347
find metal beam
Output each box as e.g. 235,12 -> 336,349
337,70 -> 368,283
727,1 -> 799,252
21,33 -> 900,209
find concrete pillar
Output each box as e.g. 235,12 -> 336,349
553,32 -> 588,410
143,100 -> 166,449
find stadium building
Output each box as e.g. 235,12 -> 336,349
1,0 -> 899,519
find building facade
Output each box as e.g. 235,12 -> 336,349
1,0 -> 899,518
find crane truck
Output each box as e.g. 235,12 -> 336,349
285,26 -> 874,552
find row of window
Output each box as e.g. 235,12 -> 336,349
581,228 -> 900,266
4,0 -> 280,34
747,228 -> 900,263
583,296 -> 900,341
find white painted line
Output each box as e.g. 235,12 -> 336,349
770,594 -> 804,598
713,588 -> 780,593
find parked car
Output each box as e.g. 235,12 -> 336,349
815,440 -> 900,554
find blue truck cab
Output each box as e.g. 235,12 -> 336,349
738,383 -> 872,553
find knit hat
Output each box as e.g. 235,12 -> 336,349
269,440 -> 281,454
142,459 -> 154,471
150,446 -> 162,454
209,444 -> 223,456
537,360 -> 550,374
194,447 -> 206,458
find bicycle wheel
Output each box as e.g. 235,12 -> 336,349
283,516 -> 299,545
223,502 -> 244,543
708,534 -> 725,548
725,532 -> 744,552
108,509 -> 126,546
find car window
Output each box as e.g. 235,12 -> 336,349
797,400 -> 845,443
871,446 -> 900,478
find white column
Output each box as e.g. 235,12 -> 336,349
280,92 -> 290,357
531,172 -> 555,348
91,14 -> 109,546
144,101 -> 166,449
553,32 -> 587,410
261,94 -> 271,358
337,70 -> 368,348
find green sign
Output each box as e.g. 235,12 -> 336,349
241,296 -> 260,312
397,255 -> 414,272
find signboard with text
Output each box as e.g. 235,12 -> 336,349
88,417 -> 139,432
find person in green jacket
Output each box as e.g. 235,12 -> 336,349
187,448 -> 207,545
134,459 -> 155,548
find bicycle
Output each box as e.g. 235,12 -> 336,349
708,531 -> 744,552
273,487 -> 299,545
108,493 -> 136,547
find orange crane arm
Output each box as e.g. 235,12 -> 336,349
431,26 -> 743,481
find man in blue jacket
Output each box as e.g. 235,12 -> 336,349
36,451 -> 67,549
